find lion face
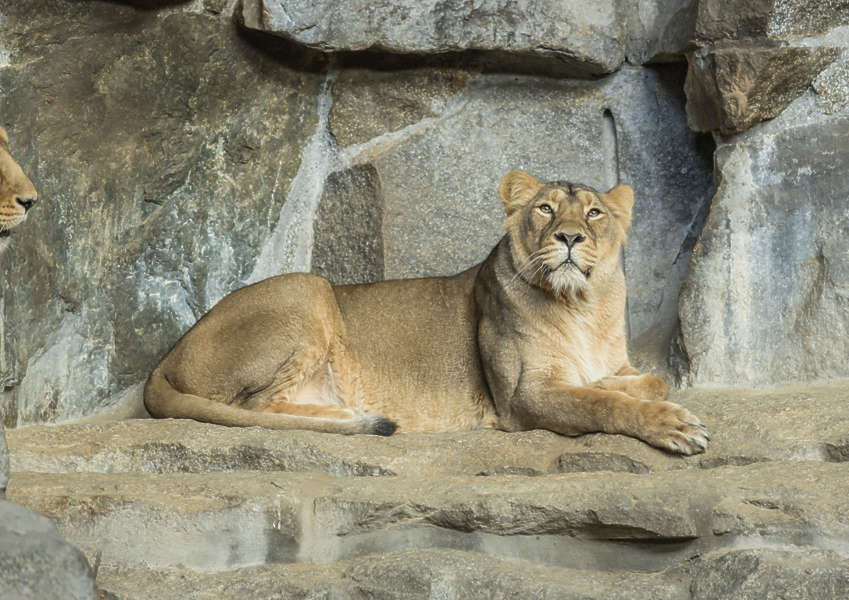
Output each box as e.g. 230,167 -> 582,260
0,127 -> 38,253
499,170 -> 633,297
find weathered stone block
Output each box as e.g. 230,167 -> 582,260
0,499 -> 97,600
0,425 -> 7,497
679,98 -> 849,386
311,165 -> 384,285
241,0 -> 628,75
697,0 -> 849,41
685,43 -> 840,134
0,2 -> 321,425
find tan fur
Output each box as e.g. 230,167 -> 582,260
146,171 -> 709,455
0,127 -> 38,253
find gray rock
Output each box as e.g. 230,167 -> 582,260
0,423 -> 9,500
311,165 -> 384,285
0,425 -> 7,497
9,461 -> 849,572
685,43 -> 840,134
0,499 -> 97,600
689,548 -> 849,600
9,384 -> 849,477
696,0 -> 849,41
678,97 -> 849,386
0,2 -> 321,425
241,0 -> 628,76
329,68 -> 471,149
813,53 -> 849,114
626,0 -> 700,64
97,548 -> 683,600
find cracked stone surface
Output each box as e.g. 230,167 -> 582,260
0,499 -> 97,600
678,95 -> 849,386
7,385 -> 849,597
8,385 -> 849,477
0,1 -> 321,425
0,425 -> 7,497
241,0 -> 629,76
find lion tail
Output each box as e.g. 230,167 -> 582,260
143,367 -> 397,436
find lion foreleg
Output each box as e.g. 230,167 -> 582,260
508,375 -> 708,455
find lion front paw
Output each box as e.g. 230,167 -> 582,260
636,401 -> 709,455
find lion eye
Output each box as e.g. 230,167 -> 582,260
587,208 -> 601,218
538,204 -> 553,214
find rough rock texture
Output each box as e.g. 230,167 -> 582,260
0,425 -> 7,497
696,0 -> 849,41
0,1 -> 322,425
241,0 -> 702,74
685,43 -> 840,134
0,499 -> 97,600
241,0 -> 629,76
678,95 -> 849,386
95,547 -> 849,600
8,384 -> 849,597
684,0 -> 845,134
689,548 -> 849,600
11,461 -> 849,571
9,385 -> 849,477
97,549 -> 685,600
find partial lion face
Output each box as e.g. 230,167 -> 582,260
0,127 -> 38,252
499,170 -> 633,297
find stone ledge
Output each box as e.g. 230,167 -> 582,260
96,546 -> 849,600
7,462 -> 849,571
8,384 -> 849,477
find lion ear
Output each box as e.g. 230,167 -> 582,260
0,127 -> 7,147
604,184 -> 634,231
499,170 -> 541,216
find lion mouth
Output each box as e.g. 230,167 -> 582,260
552,258 -> 592,278
0,230 -> 10,239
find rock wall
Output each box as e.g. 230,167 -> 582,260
0,0 -> 848,424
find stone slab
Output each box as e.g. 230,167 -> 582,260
8,384 -> 849,477
0,499 -> 97,600
97,548 -> 683,600
678,96 -> 849,386
8,462 -> 849,571
241,0 -> 628,76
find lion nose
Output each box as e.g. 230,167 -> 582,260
15,196 -> 37,212
555,232 -> 586,248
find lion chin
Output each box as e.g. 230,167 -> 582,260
145,169 -> 710,456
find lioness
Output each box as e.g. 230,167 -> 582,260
0,127 -> 38,253
146,171 -> 708,455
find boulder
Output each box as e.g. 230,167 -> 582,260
696,0 -> 849,41
240,0 -> 629,76
685,43 -> 840,134
678,95 -> 849,386
0,499 -> 97,600
684,0 -> 845,134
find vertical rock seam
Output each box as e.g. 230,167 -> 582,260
603,108 -> 629,340
247,70 -> 340,284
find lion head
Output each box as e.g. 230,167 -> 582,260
499,170 -> 633,298
0,127 -> 38,253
